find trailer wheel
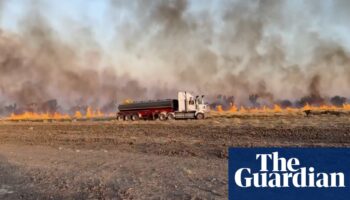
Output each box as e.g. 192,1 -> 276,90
124,115 -> 130,121
167,113 -> 175,120
159,113 -> 167,121
117,115 -> 124,121
196,113 -> 205,120
131,114 -> 139,121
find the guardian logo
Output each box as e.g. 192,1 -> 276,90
234,152 -> 345,188
229,148 -> 350,200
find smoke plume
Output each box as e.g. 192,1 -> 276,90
1,0 -> 350,113
109,0 -> 350,105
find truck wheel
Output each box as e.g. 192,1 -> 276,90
131,114 -> 139,121
117,115 -> 124,121
159,113 -> 167,121
124,115 -> 130,121
196,113 -> 205,120
167,113 -> 175,120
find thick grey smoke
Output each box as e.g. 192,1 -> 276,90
0,2 -> 147,113
110,0 -> 350,105
1,0 -> 350,113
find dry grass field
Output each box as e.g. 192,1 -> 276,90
0,113 -> 350,199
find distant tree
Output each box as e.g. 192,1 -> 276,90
330,96 -> 347,107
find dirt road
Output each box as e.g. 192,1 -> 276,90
0,115 -> 349,199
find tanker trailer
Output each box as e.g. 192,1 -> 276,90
117,92 -> 208,121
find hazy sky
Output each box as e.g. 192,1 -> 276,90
1,1 -> 112,47
2,0 -> 350,57
1,0 -> 350,104
1,0 -> 215,48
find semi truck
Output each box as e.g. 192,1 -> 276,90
117,92 -> 208,121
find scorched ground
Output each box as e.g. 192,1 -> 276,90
0,114 -> 350,199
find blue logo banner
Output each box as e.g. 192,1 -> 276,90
229,148 -> 350,200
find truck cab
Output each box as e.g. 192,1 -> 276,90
176,92 -> 208,119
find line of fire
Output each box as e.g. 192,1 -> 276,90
1,93 -> 350,121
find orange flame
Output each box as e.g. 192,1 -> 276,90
5,107 -> 114,121
217,105 -> 224,112
216,103 -> 350,114
7,112 -> 70,120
